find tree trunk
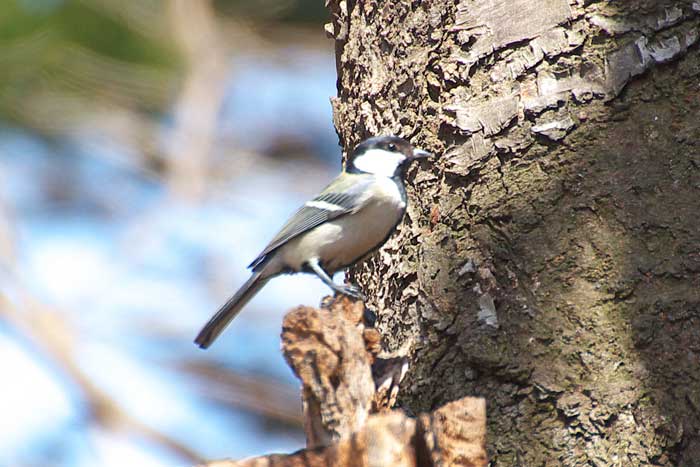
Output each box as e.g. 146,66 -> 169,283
328,0 -> 700,465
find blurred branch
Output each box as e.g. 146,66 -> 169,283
78,0 -> 170,40
0,187 -> 16,269
166,0 -> 229,199
0,290 -> 204,464
180,361 -> 303,426
0,1 -> 180,133
57,44 -> 176,106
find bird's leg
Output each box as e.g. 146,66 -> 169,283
307,258 -> 366,300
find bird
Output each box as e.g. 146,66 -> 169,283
194,135 -> 433,348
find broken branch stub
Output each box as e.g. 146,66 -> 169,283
198,296 -> 487,467
281,300 -> 375,448
207,412 -> 417,467
201,401 -> 487,467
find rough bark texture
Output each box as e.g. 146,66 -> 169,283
328,0 -> 700,465
281,299 -> 376,447
199,297 -> 487,467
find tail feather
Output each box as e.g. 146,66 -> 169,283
195,273 -> 269,349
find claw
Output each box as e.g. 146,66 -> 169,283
338,285 -> 366,301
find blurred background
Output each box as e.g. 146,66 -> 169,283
0,1 -> 340,465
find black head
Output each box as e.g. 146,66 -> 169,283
346,136 -> 432,178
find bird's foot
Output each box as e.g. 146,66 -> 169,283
336,284 -> 366,301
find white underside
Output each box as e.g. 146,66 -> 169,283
262,176 -> 405,274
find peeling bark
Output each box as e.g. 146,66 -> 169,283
328,0 -> 700,465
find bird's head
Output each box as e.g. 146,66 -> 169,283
346,136 -> 432,178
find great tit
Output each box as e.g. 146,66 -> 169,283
194,135 -> 432,348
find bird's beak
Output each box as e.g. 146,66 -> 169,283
410,148 -> 433,161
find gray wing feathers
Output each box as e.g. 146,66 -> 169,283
248,176 -> 372,270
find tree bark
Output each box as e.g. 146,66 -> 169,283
328,0 -> 700,465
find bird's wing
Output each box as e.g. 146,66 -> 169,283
248,174 -> 373,270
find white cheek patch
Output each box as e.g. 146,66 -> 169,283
353,149 -> 405,176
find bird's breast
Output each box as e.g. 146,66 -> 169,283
324,199 -> 405,271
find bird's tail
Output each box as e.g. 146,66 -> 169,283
194,273 -> 269,349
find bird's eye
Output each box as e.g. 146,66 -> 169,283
388,143 -> 397,151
